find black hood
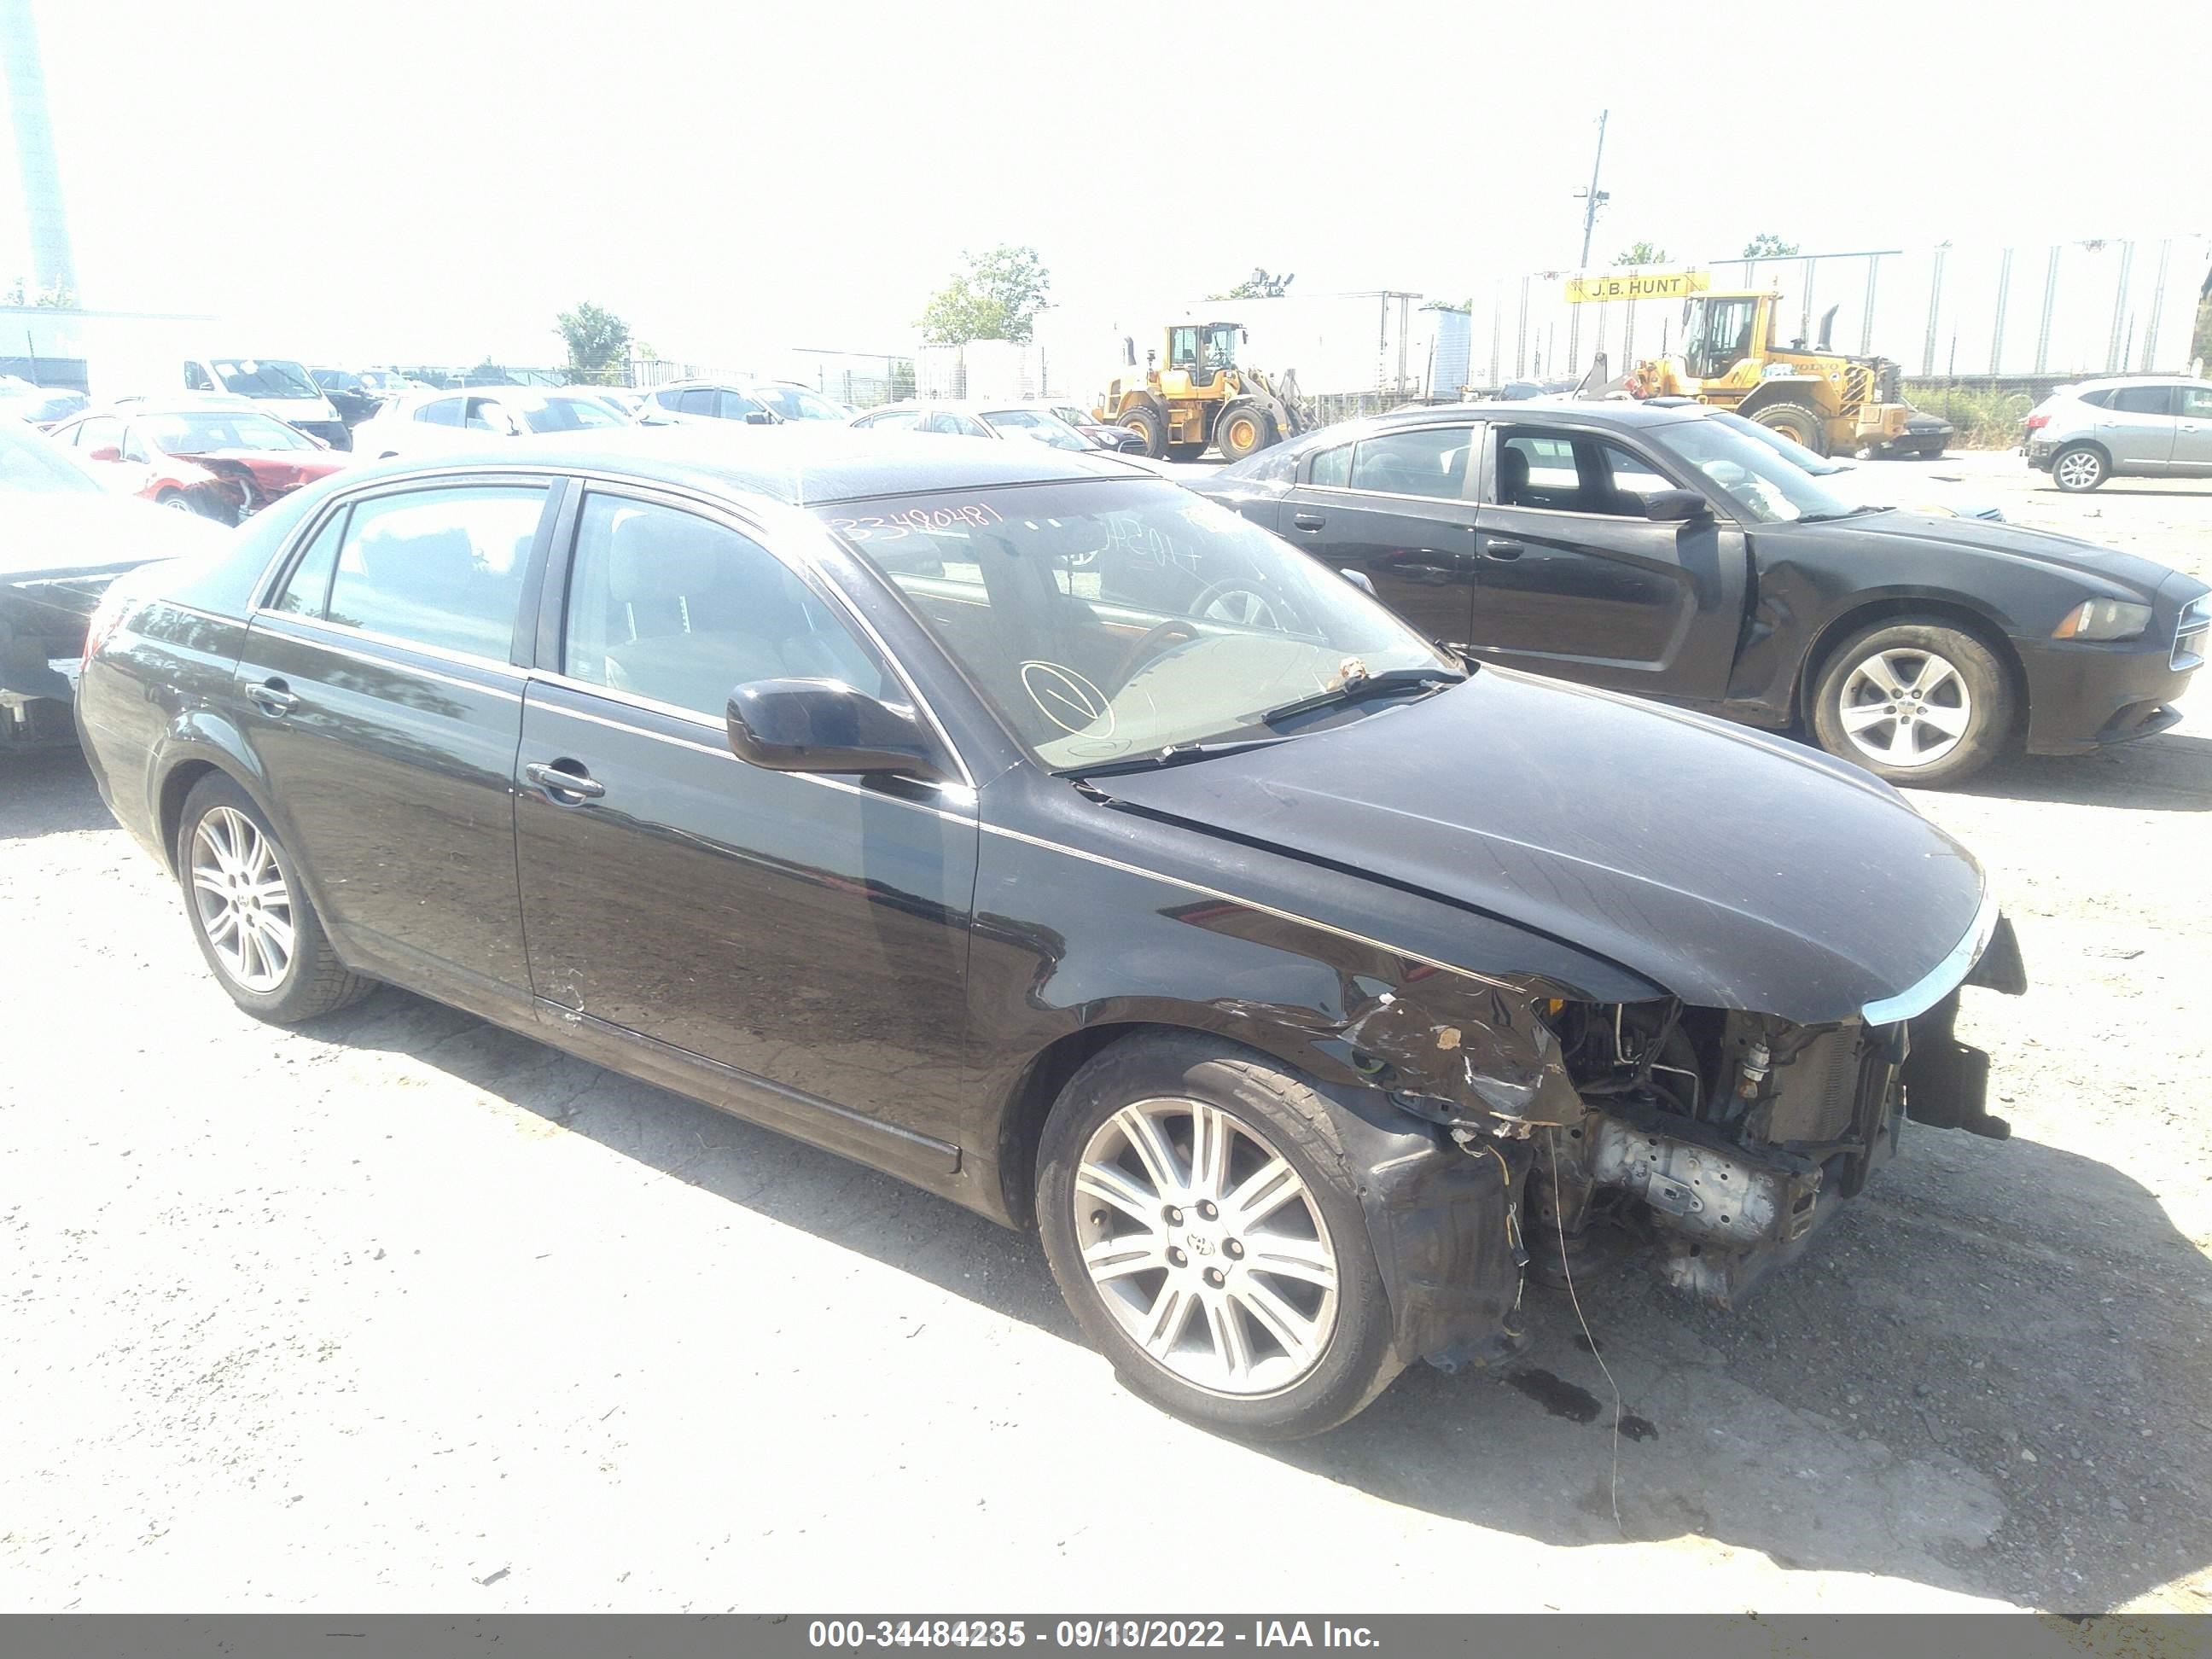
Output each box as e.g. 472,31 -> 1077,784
1091,667 -> 1988,1026
1819,511 -> 2183,602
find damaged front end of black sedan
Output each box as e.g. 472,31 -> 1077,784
1085,664 -> 2030,1364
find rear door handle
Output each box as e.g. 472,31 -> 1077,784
525,760 -> 606,801
245,678 -> 300,715
1291,512 -> 1325,531
1481,541 -> 1526,561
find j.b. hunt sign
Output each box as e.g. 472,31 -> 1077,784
1563,269 -> 1713,303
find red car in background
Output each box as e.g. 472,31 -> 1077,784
48,400 -> 350,524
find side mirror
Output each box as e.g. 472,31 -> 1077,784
86,444 -> 120,463
1338,568 -> 1378,597
726,678 -> 948,783
1644,489 -> 1711,522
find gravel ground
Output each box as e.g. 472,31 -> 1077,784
3,456 -> 2208,1613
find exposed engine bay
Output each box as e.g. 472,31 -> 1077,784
1512,981 -> 2017,1308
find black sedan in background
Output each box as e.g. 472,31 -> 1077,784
1198,403 -> 2208,786
77,428 -> 2022,1438
0,417 -> 226,749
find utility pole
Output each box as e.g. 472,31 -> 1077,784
1575,108 -> 1610,271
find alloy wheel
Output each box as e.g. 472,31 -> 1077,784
1074,1097 -> 1339,1398
1198,587 -> 1284,631
189,806 -> 296,992
1837,647 -> 1974,768
2054,449 -> 2103,490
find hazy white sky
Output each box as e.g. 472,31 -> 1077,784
6,0 -> 2208,372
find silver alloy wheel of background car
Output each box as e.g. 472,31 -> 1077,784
2052,448 -> 2104,491
1074,1097 -> 1340,1398
189,806 -> 296,992
1198,586 -> 1286,632
1837,646 -> 1975,769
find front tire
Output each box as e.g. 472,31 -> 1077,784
1214,403 -> 1274,462
1119,405 -> 1166,459
176,773 -> 373,1022
1752,399 -> 1827,457
1035,1033 -> 1402,1440
1809,618 -> 2013,788
2051,443 -> 2107,492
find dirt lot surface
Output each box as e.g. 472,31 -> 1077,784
3,457 -> 2208,1613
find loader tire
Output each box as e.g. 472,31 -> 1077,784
1752,399 -> 1827,457
1215,403 -> 1274,463
1120,405 -> 1166,459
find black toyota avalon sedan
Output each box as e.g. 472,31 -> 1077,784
1196,402 -> 2208,788
77,428 -> 2023,1439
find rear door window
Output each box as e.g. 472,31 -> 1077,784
1307,443 -> 1352,487
271,509 -> 348,615
1348,427 -> 1474,499
2111,386 -> 2178,416
678,388 -> 720,416
416,398 -> 464,427
316,485 -> 550,660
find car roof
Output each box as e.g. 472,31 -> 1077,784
329,423 -> 1142,505
2070,375 -> 2208,389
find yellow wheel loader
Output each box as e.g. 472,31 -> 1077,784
1096,320 -> 1312,463
1629,290 -> 1934,458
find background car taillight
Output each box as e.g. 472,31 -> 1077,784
2023,412 -> 2051,433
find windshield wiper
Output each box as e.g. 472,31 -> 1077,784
1257,666 -> 1464,725
1056,736 -> 1290,779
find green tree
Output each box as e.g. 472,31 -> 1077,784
556,300 -> 632,384
1614,242 -> 1668,267
1742,233 -> 1801,259
1208,267 -> 1296,300
917,246 -> 1052,346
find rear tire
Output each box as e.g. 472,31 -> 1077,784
1752,399 -> 1827,457
1120,405 -> 1166,459
175,773 -> 374,1023
1214,403 -> 1274,463
1034,1032 -> 1402,1441
1808,618 -> 2012,788
2051,443 -> 2107,492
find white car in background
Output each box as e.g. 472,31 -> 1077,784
2022,376 -> 2212,492
565,386 -> 645,421
350,386 -> 628,458
179,356 -> 351,448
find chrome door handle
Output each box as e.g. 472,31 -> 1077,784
245,679 -> 300,715
1481,541 -> 1526,561
1292,512 -> 1325,531
525,760 -> 605,800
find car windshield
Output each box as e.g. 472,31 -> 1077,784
517,395 -> 624,433
983,410 -> 1091,451
143,411 -> 317,453
754,386 -> 846,422
0,418 -> 101,493
4,391 -> 85,424
1647,416 -> 1860,524
212,358 -> 321,400
817,479 -> 1454,767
